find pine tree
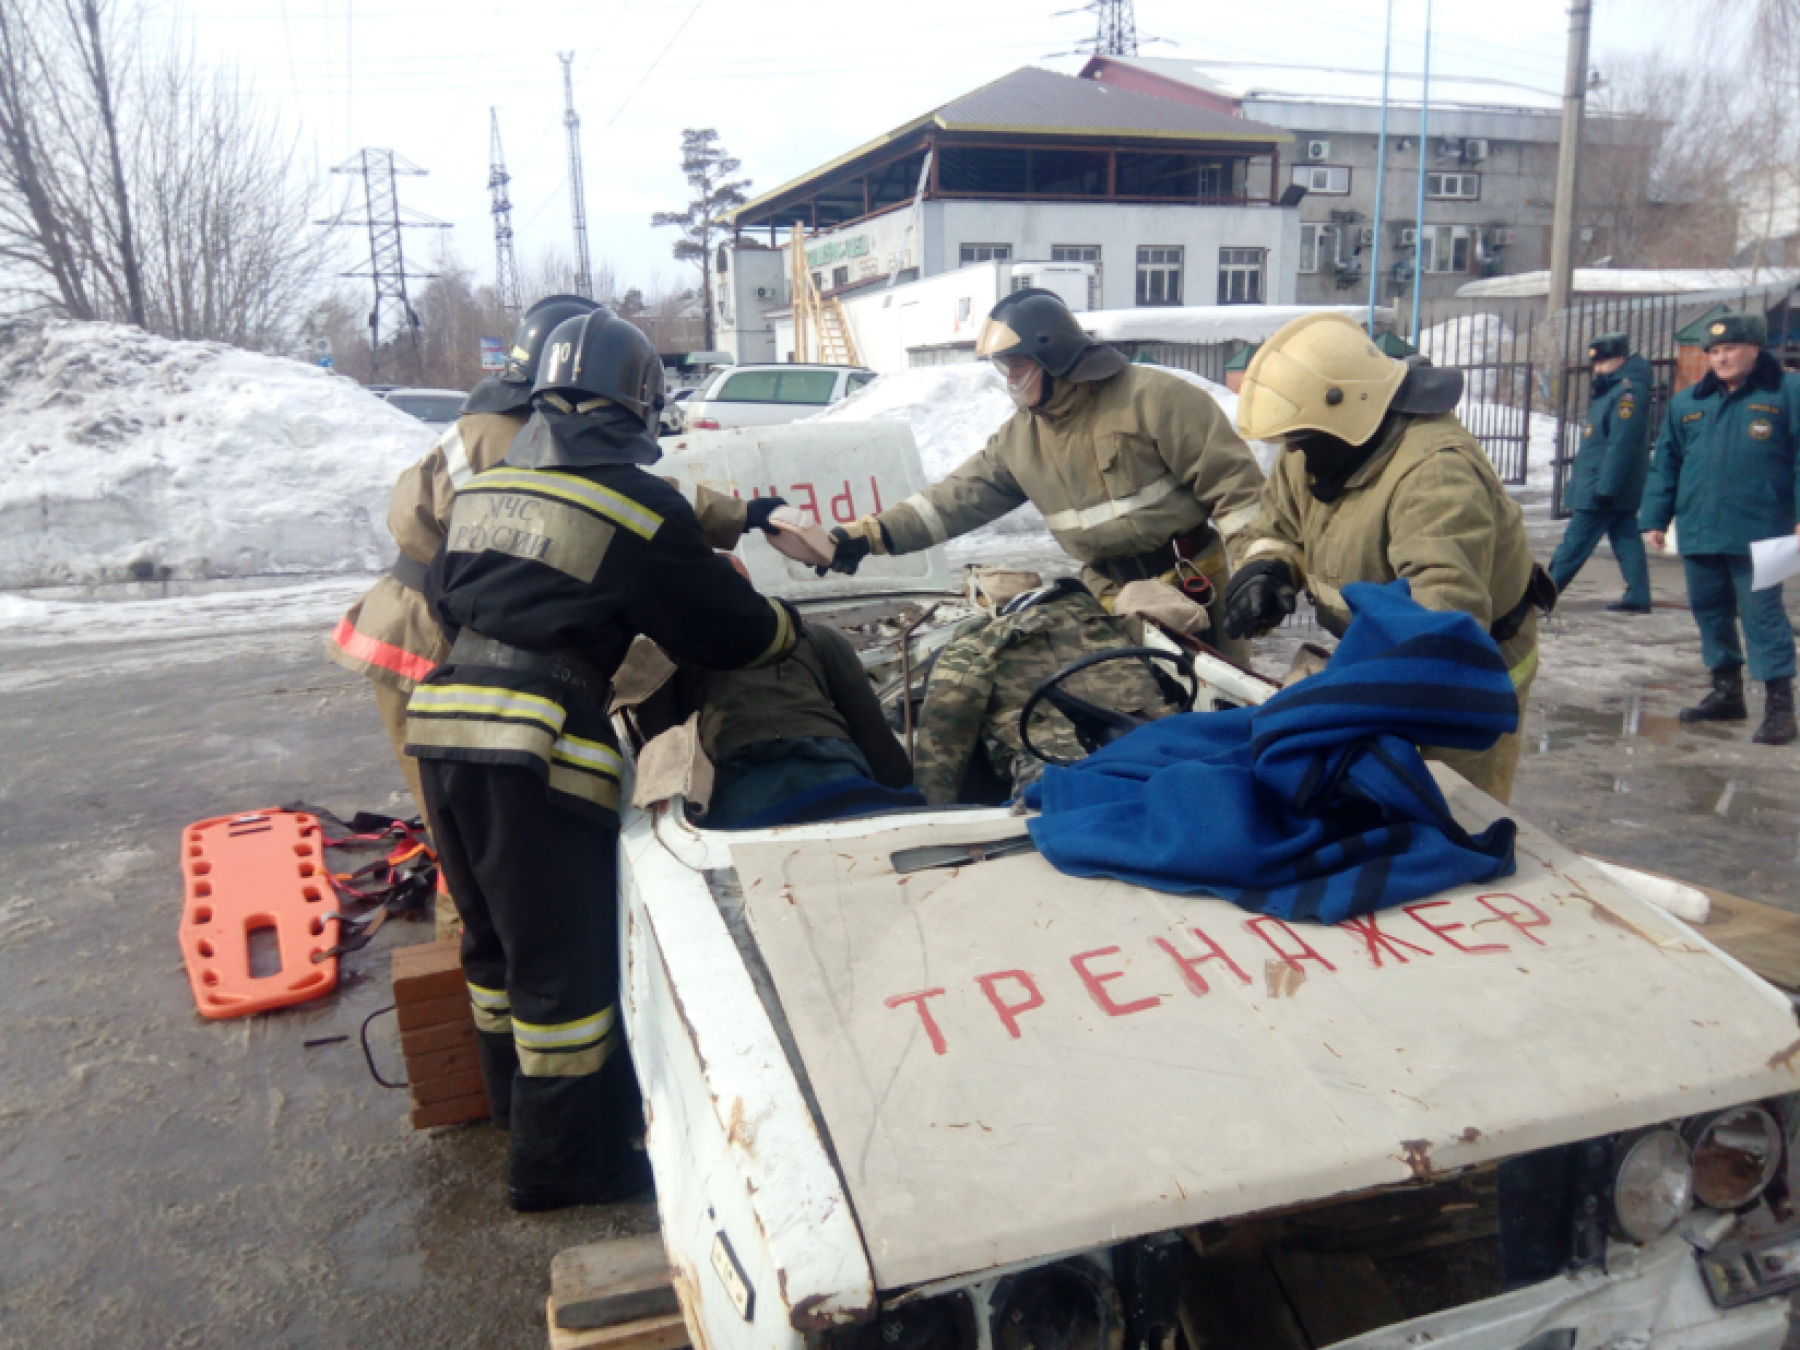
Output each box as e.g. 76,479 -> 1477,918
651,129 -> 749,350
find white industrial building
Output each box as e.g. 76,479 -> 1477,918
715,66 -> 1302,366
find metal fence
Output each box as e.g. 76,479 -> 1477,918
1410,299 -> 1541,486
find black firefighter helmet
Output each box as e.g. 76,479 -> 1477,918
533,308 -> 666,427
503,294 -> 598,386
974,287 -> 1126,382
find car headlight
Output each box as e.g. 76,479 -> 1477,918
992,1261 -> 1121,1350
1612,1127 -> 1695,1242
1691,1106 -> 1784,1211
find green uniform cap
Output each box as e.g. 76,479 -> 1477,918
1701,311 -> 1767,351
1588,332 -> 1630,362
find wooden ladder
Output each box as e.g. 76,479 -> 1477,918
787,221 -> 861,367
816,298 -> 859,366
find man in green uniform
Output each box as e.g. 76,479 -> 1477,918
1223,312 -> 1548,804
819,289 -> 1265,661
1547,332 -> 1654,613
1640,311 -> 1800,745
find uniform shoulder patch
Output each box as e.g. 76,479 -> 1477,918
1618,393 -> 1636,420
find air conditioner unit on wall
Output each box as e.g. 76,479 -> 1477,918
1465,138 -> 1490,162
1359,227 -> 1376,246
1493,228 -> 1518,246
1307,140 -> 1330,161
1399,228 -> 1418,247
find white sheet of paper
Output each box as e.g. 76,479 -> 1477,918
1751,534 -> 1800,591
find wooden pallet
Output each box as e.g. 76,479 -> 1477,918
547,1234 -> 688,1350
392,937 -> 491,1129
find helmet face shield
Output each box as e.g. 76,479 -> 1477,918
976,316 -> 1026,362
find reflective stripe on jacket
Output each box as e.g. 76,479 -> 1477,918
405,462 -> 797,822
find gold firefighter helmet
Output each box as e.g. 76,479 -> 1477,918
1236,312 -> 1408,445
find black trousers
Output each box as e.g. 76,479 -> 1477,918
419,759 -> 643,1193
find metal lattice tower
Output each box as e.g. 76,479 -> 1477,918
327,149 -> 450,380
1081,0 -> 1138,55
559,54 -> 594,299
489,109 -> 521,316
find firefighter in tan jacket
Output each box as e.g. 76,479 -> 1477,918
330,295 -> 766,935
821,289 -> 1266,660
1223,312 -> 1551,803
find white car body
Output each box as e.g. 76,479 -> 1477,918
683,364 -> 876,432
378,386 -> 467,425
614,423 -> 1800,1350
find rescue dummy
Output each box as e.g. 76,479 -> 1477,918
328,293 -> 596,936
912,574 -> 1181,805
1226,312 -> 1550,803
404,308 -> 800,1212
818,288 -> 1265,660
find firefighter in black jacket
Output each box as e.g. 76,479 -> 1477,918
405,309 -> 799,1211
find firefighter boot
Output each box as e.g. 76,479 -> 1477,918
507,1061 -> 654,1213
1680,667 -> 1747,723
1754,678 -> 1797,746
476,1030 -> 516,1131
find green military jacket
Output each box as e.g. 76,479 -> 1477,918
1568,354 -> 1653,513
912,586 -> 1177,805
1640,352 -> 1800,555
877,365 -> 1265,573
688,625 -> 911,788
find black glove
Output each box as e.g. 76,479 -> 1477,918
1594,493 -> 1616,509
818,527 -> 871,576
744,495 -> 787,534
1221,559 -> 1299,640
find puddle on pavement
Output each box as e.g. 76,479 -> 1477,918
1532,689 -> 1733,754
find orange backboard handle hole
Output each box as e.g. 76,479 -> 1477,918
192,904 -> 213,922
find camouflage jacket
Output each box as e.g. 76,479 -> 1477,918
912,586 -> 1178,805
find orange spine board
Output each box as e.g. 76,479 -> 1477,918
179,810 -> 340,1019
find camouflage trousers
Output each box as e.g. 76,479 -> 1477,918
913,587 -> 1179,805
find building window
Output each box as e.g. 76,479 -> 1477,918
1136,246 -> 1183,306
1052,245 -> 1103,308
960,243 -> 1012,265
832,265 -> 850,289
811,271 -> 824,294
1422,224 -> 1474,273
1217,248 -> 1265,304
1426,171 -> 1481,200
1291,165 -> 1350,195
957,297 -> 972,324
1298,224 -> 1339,275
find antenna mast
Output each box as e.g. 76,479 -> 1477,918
1080,0 -> 1139,56
559,53 -> 594,299
489,108 -> 520,316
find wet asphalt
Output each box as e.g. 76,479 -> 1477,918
0,508 -> 1796,1348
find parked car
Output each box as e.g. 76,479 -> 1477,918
682,363 -> 876,431
378,387 -> 466,425
660,386 -> 699,437
619,422 -> 1800,1350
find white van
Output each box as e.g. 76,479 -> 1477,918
682,364 -> 876,432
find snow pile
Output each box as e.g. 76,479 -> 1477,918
1417,313 -> 1516,401
805,361 -> 1277,564
0,321 -> 438,589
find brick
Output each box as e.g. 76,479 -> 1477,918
393,937 -> 466,1005
402,1040 -> 481,1082
410,1068 -> 487,1107
410,1091 -> 492,1130
391,936 -> 463,979
402,1020 -> 478,1056
395,993 -> 468,1032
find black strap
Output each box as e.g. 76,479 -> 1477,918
448,630 -> 609,696
389,552 -> 430,593
1490,563 -> 1558,644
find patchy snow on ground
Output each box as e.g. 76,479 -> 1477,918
0,320 -> 437,589
807,361 -> 1277,566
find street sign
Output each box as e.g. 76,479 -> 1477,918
479,336 -> 505,372
315,355 -> 334,369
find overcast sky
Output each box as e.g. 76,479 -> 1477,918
163,0 -> 1687,304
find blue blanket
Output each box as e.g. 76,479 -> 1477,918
1023,580 -> 1519,923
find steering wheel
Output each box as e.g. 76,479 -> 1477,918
1017,647 -> 1198,768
